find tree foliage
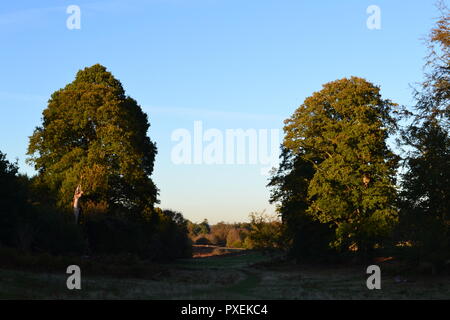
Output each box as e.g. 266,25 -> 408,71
415,1 -> 450,122
18,65 -> 192,261
273,77 -> 399,256
0,151 -> 86,254
268,147 -> 335,259
247,211 -> 284,250
398,4 -> 450,270
0,152 -> 25,247
27,64 -> 158,211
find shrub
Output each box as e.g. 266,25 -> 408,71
247,211 -> 284,250
195,236 -> 211,245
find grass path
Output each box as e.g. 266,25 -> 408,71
168,251 -> 269,299
221,269 -> 262,298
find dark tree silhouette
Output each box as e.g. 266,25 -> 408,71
398,3 -> 450,272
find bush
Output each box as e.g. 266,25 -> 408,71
83,211 -> 147,256
247,211 -> 284,251
210,222 -> 234,246
82,208 -> 192,260
32,207 -> 86,255
0,152 -> 86,255
226,228 -> 248,248
286,215 -> 337,262
195,236 -> 211,245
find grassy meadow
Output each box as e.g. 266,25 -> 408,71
1,247 -> 450,300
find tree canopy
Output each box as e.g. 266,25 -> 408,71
27,64 -> 158,212
273,77 -> 399,255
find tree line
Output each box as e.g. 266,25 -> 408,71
0,5 -> 448,270
187,212 -> 283,250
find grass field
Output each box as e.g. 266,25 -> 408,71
1,249 -> 450,299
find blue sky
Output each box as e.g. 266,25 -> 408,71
0,0 -> 443,223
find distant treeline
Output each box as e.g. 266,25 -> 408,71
187,212 -> 283,250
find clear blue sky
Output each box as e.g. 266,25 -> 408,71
0,0 -> 443,223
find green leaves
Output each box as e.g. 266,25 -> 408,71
27,64 -> 158,211
276,77 -> 399,254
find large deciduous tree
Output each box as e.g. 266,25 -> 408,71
276,77 -> 399,255
27,64 -> 158,212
